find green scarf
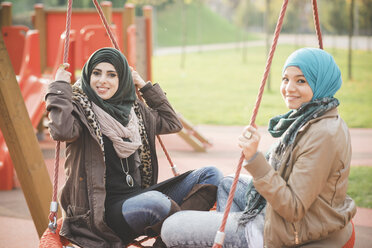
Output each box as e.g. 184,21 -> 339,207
81,47 -> 136,127
268,97 -> 340,148
239,97 -> 339,224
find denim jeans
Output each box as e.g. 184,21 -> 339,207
217,174 -> 252,212
161,175 -> 253,248
122,166 -> 223,235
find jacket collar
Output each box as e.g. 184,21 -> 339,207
298,107 -> 339,133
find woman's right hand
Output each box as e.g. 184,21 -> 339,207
129,66 -> 146,89
238,125 -> 261,161
54,63 -> 71,83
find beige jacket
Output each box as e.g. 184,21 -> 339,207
245,108 -> 356,247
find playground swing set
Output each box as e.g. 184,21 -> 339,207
0,0 -> 211,191
0,0 -> 356,247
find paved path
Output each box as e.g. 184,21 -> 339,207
154,34 -> 372,56
0,126 -> 371,247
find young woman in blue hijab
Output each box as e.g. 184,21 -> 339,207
161,48 -> 356,247
46,47 -> 223,247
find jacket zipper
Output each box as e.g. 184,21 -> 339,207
292,223 -> 299,245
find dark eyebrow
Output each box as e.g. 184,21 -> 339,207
92,69 -> 117,74
283,74 -> 305,78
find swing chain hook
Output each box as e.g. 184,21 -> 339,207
48,216 -> 57,233
48,201 -> 58,233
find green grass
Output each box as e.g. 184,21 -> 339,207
155,2 -> 258,47
347,166 -> 372,208
153,45 -> 372,128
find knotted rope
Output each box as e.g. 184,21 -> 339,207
48,0 -> 73,232
312,0 -> 323,49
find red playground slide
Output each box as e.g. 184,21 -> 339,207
0,27 -> 49,190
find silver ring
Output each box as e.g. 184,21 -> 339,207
243,131 -> 252,139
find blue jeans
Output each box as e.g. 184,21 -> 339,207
122,166 -> 223,235
161,174 -> 252,248
217,174 -> 252,212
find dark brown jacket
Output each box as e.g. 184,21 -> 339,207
46,81 -> 182,247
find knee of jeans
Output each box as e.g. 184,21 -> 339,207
218,176 -> 233,192
142,191 -> 171,217
123,191 -> 171,222
161,212 -> 184,244
199,166 -> 223,186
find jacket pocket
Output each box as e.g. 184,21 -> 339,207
61,205 -> 92,238
66,205 -> 89,217
63,205 -> 91,230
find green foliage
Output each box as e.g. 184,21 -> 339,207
359,0 -> 372,35
153,45 -> 372,127
327,0 -> 349,35
347,166 -> 372,208
155,1 -> 257,47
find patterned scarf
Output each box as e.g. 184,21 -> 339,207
239,97 -> 339,224
72,83 -> 153,188
92,102 -> 141,159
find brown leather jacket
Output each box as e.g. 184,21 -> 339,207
45,81 -> 182,247
245,108 -> 356,247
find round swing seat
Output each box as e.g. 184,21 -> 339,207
39,217 -> 157,248
38,218 -> 70,248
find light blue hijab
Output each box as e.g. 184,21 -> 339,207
282,48 -> 342,100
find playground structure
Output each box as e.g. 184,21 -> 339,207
0,1 -> 211,192
0,1 -> 151,192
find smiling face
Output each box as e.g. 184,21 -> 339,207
281,66 -> 314,109
90,62 -> 119,100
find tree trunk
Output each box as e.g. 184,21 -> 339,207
348,0 -> 354,80
180,1 -> 187,69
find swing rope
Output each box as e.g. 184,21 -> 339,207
212,0 -> 323,247
312,0 -> 323,50
92,0 -> 119,50
47,0 -> 73,232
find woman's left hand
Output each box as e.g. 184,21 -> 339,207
55,63 -> 71,83
238,125 -> 260,161
130,66 -> 146,89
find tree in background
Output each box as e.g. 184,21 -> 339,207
232,0 -> 255,63
348,0 -> 355,80
359,0 -> 372,51
321,0 -> 348,35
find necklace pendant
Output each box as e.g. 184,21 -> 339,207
126,174 -> 134,187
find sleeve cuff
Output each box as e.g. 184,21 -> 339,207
139,81 -> 153,93
45,81 -> 72,100
243,152 -> 272,179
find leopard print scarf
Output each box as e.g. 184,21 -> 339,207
72,85 -> 153,188
133,102 -> 153,188
72,85 -> 105,153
